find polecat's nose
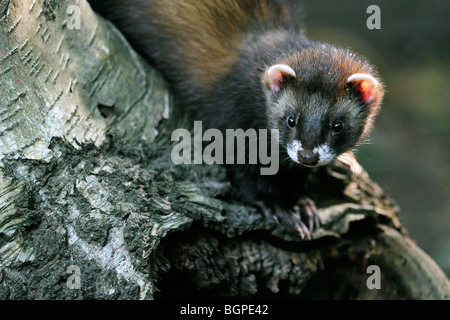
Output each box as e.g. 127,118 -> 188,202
298,150 -> 319,166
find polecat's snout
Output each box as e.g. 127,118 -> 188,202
287,141 -> 336,167
297,150 -> 319,166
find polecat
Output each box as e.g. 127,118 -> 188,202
89,0 -> 384,237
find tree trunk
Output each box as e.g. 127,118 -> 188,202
0,0 -> 448,300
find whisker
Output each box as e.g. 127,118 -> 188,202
358,138 -> 373,146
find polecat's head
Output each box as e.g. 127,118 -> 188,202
262,45 -> 384,167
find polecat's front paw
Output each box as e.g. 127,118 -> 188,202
255,199 -> 319,239
294,197 -> 321,233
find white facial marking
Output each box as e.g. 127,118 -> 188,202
287,140 -> 303,163
313,144 -> 336,166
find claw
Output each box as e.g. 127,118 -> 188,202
296,197 -> 320,233
293,219 -> 310,239
254,199 -> 317,238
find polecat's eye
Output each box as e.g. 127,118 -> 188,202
287,116 -> 296,128
332,121 -> 344,134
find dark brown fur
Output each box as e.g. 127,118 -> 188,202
89,0 -> 302,89
151,0 -> 300,87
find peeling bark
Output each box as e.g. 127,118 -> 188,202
0,0 -> 448,300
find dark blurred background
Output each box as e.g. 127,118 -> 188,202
302,0 -> 449,276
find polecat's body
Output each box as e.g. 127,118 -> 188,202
90,0 -> 384,236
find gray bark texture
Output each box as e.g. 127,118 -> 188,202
0,0 -> 449,299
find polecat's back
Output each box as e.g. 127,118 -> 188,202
90,0 -> 303,90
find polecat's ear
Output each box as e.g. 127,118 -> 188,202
264,64 -> 296,93
347,73 -> 379,104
